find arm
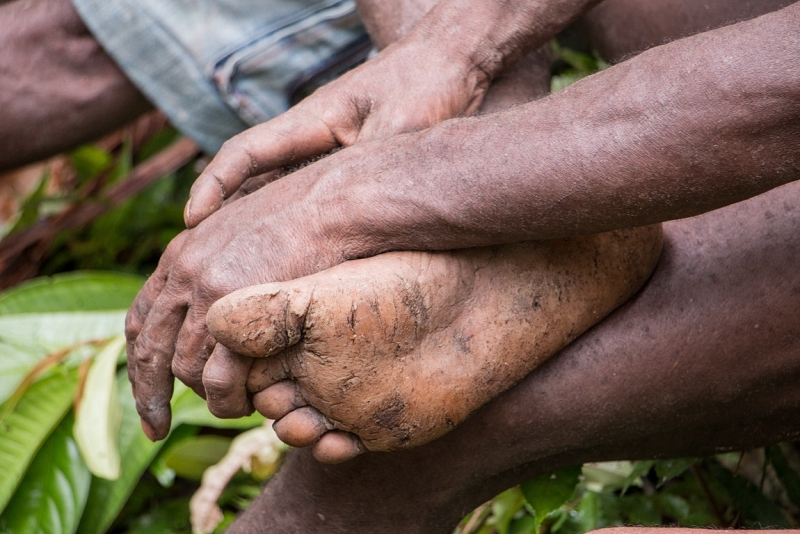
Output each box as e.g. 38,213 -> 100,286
127,4 -> 799,440
184,0 -> 603,227
299,4 -> 800,253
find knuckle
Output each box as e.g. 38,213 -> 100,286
133,329 -> 170,368
171,354 -> 201,385
125,309 -> 141,341
202,356 -> 236,394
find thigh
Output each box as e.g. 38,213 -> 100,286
578,0 -> 797,62
539,180 -> 800,457
0,0 -> 150,169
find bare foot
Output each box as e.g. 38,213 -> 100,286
206,227 -> 661,462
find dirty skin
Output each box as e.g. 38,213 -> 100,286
207,227 -> 663,463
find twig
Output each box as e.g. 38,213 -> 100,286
692,464 -> 728,527
460,502 -> 491,534
0,137 -> 199,289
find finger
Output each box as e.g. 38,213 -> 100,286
173,304 -> 217,399
125,268 -> 171,385
203,344 -> 255,418
185,107 -> 338,228
252,380 -> 307,420
312,431 -> 365,464
272,406 -> 333,448
131,292 -> 188,441
246,355 -> 291,392
125,232 -> 187,353
125,308 -> 143,387
221,170 -> 282,208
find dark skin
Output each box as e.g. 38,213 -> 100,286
3,0 -> 796,532
126,1 -> 800,441
226,177 -> 800,532
0,0 -> 150,170
122,2 -> 800,529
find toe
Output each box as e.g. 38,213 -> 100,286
273,406 -> 331,448
207,282 -> 313,358
252,380 -> 307,419
246,356 -> 290,392
203,344 -> 255,418
312,431 -> 365,464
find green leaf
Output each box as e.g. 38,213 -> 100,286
0,413 -> 91,534
767,445 -> 800,507
509,514 -> 537,534
707,459 -> 790,528
577,489 -> 600,532
658,493 -> 691,522
78,370 -> 167,534
74,335 -> 126,480
0,371 -> 78,513
123,497 -> 192,534
582,461 -> 637,492
172,381 -> 265,430
488,487 -> 526,534
162,435 -> 233,481
520,465 -> 581,531
70,146 -> 113,183
0,272 -> 143,404
654,458 -> 699,487
619,493 -> 661,526
0,271 -> 142,315
4,168 -> 49,237
622,460 -> 654,494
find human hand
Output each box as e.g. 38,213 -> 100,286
183,38 -> 491,228
125,172 -> 347,440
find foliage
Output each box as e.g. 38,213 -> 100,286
455,454 -> 800,534
7,126 -> 196,278
550,41 -> 608,93
0,273 -> 265,533
1,41 -> 798,534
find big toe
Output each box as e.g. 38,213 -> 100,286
207,282 -> 313,358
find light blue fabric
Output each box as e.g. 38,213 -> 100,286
71,0 -> 367,153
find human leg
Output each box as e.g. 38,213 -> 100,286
0,0 -> 151,170
207,226 -> 662,461
225,1 -> 800,531
227,176 -> 800,534
577,0 -> 796,63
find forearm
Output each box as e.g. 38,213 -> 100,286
357,0 -> 600,81
406,0 -> 601,78
354,0 -> 437,49
298,5 -> 799,256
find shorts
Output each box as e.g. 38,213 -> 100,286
71,0 -> 370,153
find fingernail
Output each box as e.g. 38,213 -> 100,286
183,198 -> 193,227
141,419 -> 158,441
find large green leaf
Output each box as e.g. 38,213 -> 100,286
78,370 -> 165,534
77,373 -> 258,533
0,272 -> 143,404
0,372 -> 78,513
74,336 -> 126,480
0,271 -> 142,314
0,413 -> 91,534
172,381 -> 265,430
162,435 -> 233,481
